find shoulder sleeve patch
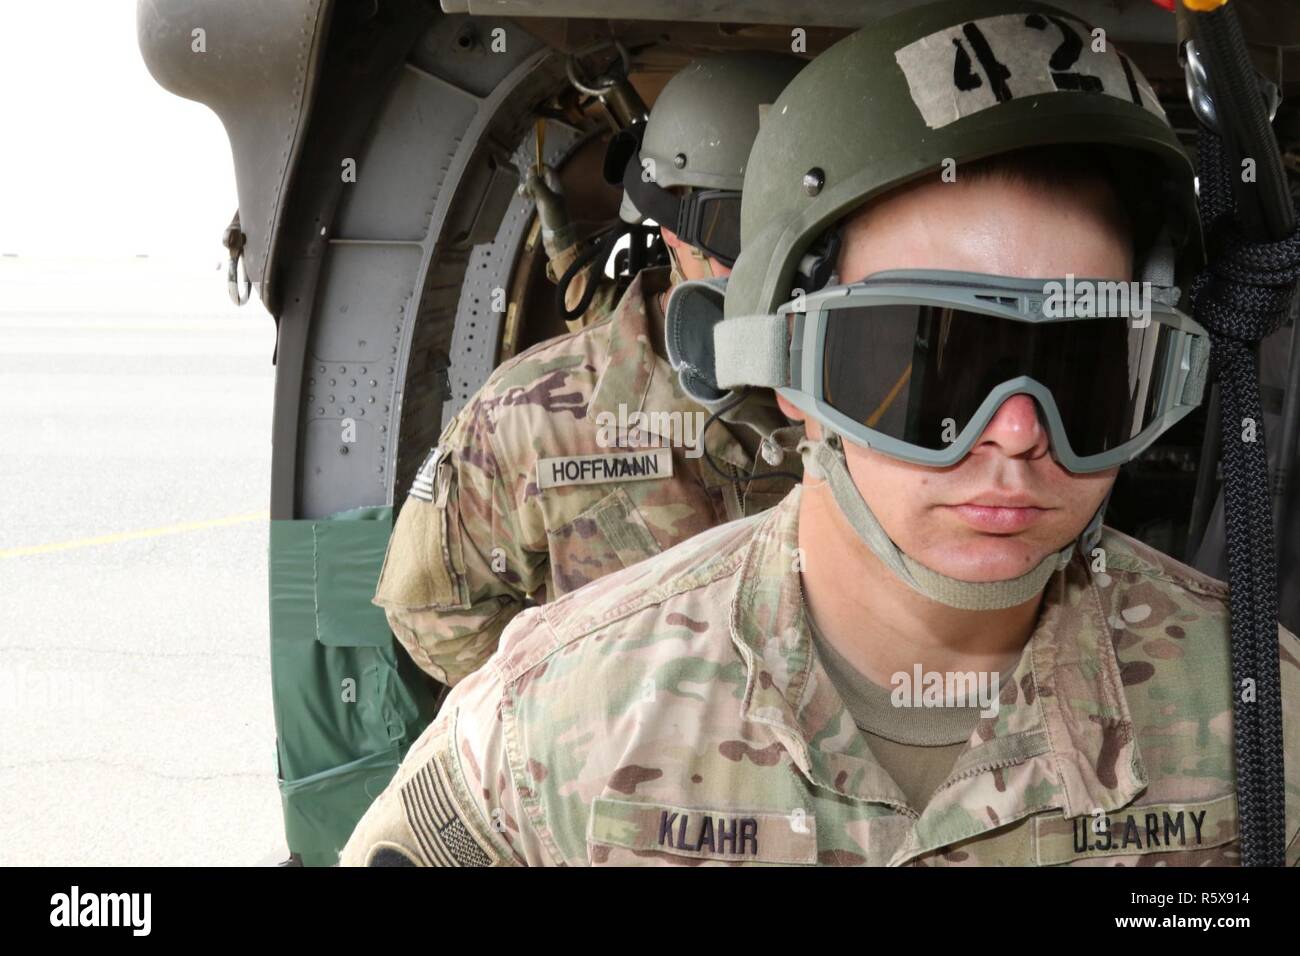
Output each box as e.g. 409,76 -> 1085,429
373,447 -> 470,611
409,445 -> 446,502
400,748 -> 504,867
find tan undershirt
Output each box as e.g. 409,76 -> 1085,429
808,615 -> 1012,814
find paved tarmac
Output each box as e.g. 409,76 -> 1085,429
0,257 -> 288,865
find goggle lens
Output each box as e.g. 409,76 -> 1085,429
821,304 -> 1184,459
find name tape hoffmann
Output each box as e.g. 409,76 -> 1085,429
537,449 -> 674,489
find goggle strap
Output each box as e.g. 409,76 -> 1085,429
620,153 -> 681,230
1141,227 -> 1176,289
808,437 -> 1072,610
714,313 -> 789,390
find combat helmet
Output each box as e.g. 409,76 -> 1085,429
725,0 -> 1201,319
606,52 -> 806,271
690,0 -> 1207,612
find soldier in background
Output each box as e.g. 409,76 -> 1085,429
372,52 -> 806,687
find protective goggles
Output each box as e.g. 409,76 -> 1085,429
603,127 -> 742,266
731,270 -> 1211,473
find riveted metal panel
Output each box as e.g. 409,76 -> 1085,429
442,120 -> 585,425
299,242 -> 421,517
331,66 -> 481,242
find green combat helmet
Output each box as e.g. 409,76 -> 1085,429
724,0 -> 1201,319
698,0 -> 1205,613
608,52 -> 806,279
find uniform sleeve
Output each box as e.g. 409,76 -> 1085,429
545,238 -> 621,330
338,656 -> 553,867
372,399 -> 544,686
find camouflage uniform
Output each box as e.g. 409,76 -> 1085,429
373,266 -> 797,686
545,239 -> 621,333
343,487 -> 1300,866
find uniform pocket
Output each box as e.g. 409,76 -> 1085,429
545,487 -> 662,595
374,453 -> 471,611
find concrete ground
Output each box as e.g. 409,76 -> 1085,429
0,257 -> 288,865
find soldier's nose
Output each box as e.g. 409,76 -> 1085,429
972,394 -> 1050,461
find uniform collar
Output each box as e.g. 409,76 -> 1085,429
588,268 -> 751,475
728,489 -> 1148,843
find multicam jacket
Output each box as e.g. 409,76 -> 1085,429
373,267 -> 797,686
343,487 -> 1300,867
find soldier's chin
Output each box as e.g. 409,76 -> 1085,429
911,537 -> 1058,586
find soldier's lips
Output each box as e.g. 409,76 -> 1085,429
942,502 -> 1050,533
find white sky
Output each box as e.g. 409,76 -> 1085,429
0,1 -> 239,261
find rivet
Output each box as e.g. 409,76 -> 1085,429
673,153 -> 686,169
802,167 -> 825,196
339,446 -> 349,455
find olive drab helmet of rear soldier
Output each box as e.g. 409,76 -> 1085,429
605,52 -> 807,280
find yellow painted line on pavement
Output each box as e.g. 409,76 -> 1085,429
0,511 -> 270,559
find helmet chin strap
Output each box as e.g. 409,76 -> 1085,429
800,432 -> 1107,611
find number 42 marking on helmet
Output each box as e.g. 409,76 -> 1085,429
896,12 -> 1160,131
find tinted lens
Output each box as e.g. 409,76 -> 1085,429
691,194 -> 741,264
821,304 -> 1180,458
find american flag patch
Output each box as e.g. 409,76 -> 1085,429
409,446 -> 444,502
400,759 -> 494,867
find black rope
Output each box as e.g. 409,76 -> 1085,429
1189,127 -> 1300,866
